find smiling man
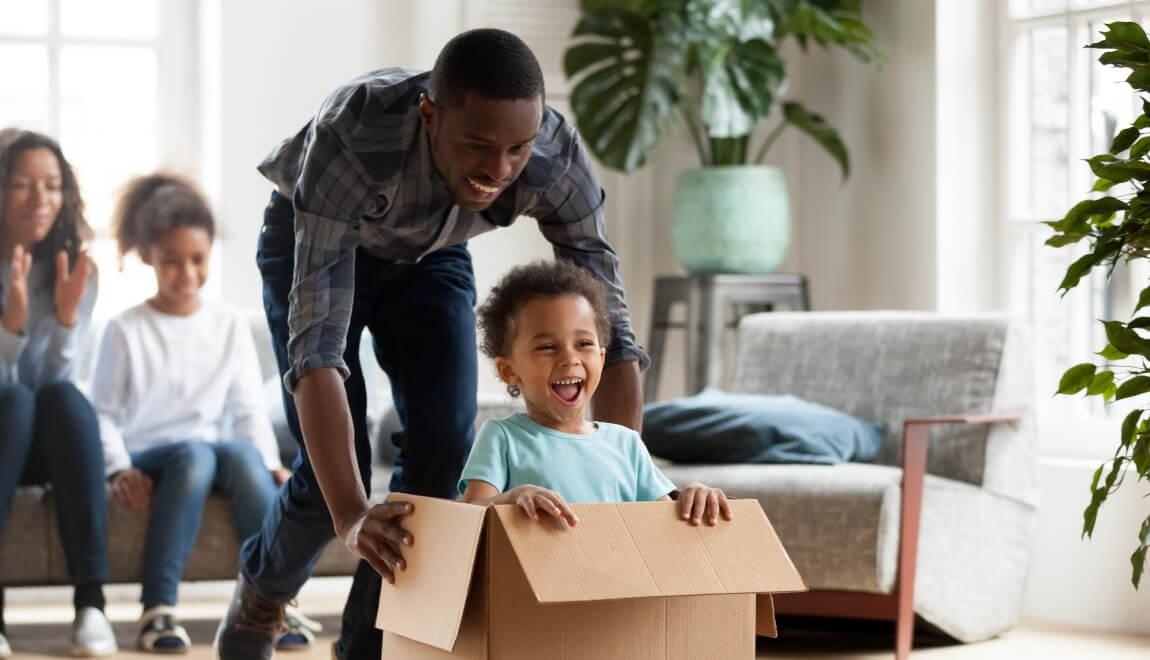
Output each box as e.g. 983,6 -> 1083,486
213,29 -> 648,660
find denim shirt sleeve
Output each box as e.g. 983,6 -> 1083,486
530,136 -> 650,370
283,120 -> 369,393
35,267 -> 97,388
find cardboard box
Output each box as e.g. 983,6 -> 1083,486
376,494 -> 806,659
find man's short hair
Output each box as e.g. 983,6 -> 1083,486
428,28 -> 545,108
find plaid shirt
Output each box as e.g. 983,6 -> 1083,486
258,68 -> 648,391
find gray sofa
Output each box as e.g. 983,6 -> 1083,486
658,312 -> 1038,647
0,307 -> 525,587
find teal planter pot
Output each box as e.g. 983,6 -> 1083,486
671,165 -> 791,274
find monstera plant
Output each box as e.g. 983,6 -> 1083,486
1048,21 -> 1150,589
563,0 -> 880,273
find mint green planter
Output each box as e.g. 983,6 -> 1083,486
671,165 -> 790,274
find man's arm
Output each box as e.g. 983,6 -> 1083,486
284,119 -> 414,582
531,128 -> 650,430
594,360 -> 643,431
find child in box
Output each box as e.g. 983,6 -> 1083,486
89,174 -> 318,653
461,260 -> 732,526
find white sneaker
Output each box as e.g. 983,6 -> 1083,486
275,603 -> 322,651
0,631 -> 11,658
71,607 -> 117,657
138,605 -> 190,654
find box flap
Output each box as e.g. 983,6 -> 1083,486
376,494 -> 487,652
492,499 -> 806,604
756,594 -> 778,638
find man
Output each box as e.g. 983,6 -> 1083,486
214,29 -> 648,659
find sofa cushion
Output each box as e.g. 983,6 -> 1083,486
642,389 -> 884,465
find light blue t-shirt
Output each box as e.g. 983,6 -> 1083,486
459,413 -> 676,504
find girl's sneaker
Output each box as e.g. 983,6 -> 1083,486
137,606 -> 190,654
0,631 -> 11,658
275,604 -> 322,651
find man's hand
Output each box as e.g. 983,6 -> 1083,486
111,468 -> 153,511
508,485 -> 579,527
677,482 -> 732,526
338,501 -> 415,584
593,360 -> 643,431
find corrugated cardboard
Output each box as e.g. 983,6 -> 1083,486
378,495 -> 805,659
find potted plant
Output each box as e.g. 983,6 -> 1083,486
1048,21 -> 1150,588
563,0 -> 880,273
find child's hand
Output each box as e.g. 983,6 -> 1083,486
677,482 -> 733,526
509,485 -> 580,528
111,468 -> 154,511
272,468 -> 292,486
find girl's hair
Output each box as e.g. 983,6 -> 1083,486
0,128 -> 91,270
112,173 -> 214,258
478,259 -> 612,361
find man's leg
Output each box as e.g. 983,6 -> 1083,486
219,191 -> 374,659
333,244 -> 479,660
238,191 -> 375,601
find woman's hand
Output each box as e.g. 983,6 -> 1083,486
677,482 -> 733,526
2,245 -> 32,335
54,249 -> 93,328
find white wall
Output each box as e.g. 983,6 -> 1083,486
207,0 -> 415,311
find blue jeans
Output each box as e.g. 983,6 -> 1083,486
132,440 -> 275,608
0,382 -> 109,606
242,191 -> 478,658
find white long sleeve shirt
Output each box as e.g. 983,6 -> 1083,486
90,300 -> 283,476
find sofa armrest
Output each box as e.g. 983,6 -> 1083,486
895,411 -> 1024,631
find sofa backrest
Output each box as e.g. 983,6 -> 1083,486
729,312 -> 1037,503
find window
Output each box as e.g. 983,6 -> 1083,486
1005,0 -> 1150,457
0,0 -> 204,319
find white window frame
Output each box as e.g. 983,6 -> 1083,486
0,0 -> 205,318
1001,0 -> 1150,460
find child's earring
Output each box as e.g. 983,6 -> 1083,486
506,383 -> 521,397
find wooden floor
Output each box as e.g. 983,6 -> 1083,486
2,580 -> 1147,659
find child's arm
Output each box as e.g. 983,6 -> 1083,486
462,480 -> 580,527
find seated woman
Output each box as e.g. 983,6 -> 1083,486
0,128 -> 115,657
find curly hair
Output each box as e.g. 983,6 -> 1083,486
428,28 -> 545,108
0,128 -> 92,272
112,173 -> 214,260
478,259 -> 612,362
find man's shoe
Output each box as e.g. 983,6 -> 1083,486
70,607 -> 117,657
213,576 -> 286,660
138,606 -> 190,654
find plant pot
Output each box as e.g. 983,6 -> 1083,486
670,165 -> 791,274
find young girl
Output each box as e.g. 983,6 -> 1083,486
0,128 -> 115,658
460,260 -> 732,527
89,174 -> 316,653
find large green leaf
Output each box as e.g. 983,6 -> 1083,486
782,101 -> 849,178
699,38 -> 786,139
565,9 -> 684,172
